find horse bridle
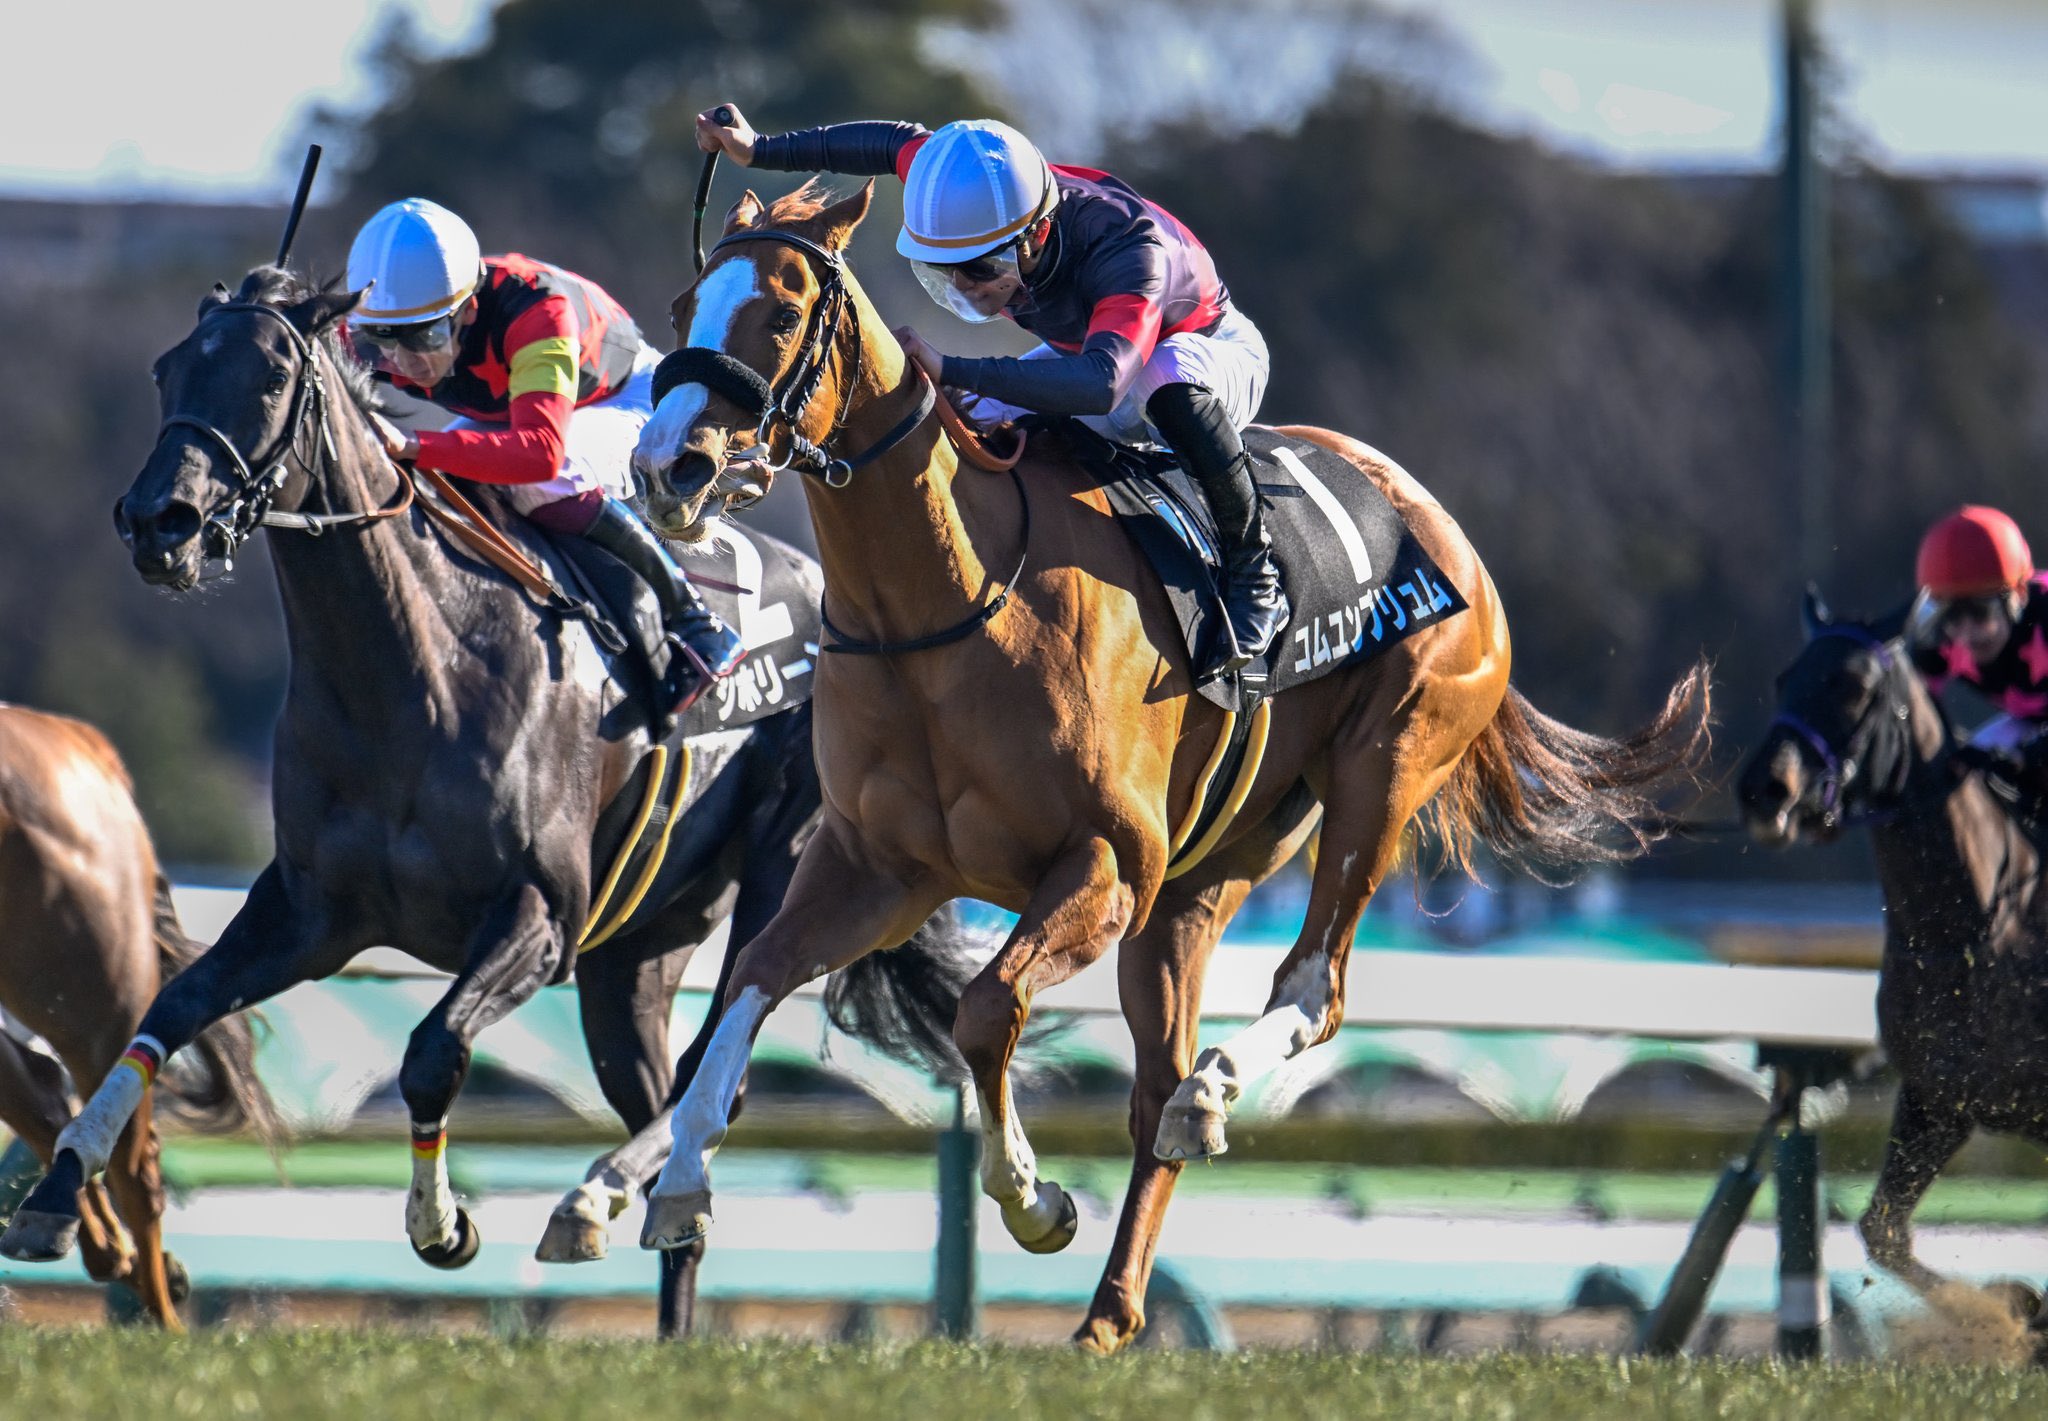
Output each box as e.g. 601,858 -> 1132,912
653,228 -> 1028,656
1769,627 -> 1915,828
651,229 -> 943,490
148,300 -> 411,570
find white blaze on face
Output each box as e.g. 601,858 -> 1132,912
632,258 -> 763,485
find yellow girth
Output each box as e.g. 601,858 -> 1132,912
578,744 -> 694,953
1164,698 -> 1273,880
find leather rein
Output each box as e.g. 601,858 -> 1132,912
151,300 -> 595,620
654,227 -> 1029,656
150,301 -> 412,570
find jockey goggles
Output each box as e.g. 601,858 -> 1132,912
351,314 -> 460,358
1936,592 -> 2014,633
912,242 -> 1022,325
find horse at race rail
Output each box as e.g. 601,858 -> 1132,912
0,703 -> 277,1327
0,265 -> 981,1338
625,180 -> 1712,1352
1740,590 -> 2048,1324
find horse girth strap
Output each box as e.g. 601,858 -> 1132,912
410,465 -> 569,605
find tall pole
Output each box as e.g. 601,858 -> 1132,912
1781,0 -> 1833,587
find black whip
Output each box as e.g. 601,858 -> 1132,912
693,106 -> 735,273
275,144 -> 323,269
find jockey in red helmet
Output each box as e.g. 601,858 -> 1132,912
1908,506 -> 2048,794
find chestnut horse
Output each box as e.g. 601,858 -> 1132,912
625,183 -> 1709,1351
0,703 -> 275,1326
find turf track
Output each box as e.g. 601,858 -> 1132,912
2,1333 -> 2043,1420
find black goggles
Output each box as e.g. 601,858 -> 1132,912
1937,594 -> 2011,631
351,316 -> 458,356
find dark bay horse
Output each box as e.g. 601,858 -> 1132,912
1739,593 -> 2048,1298
0,267 -> 972,1335
0,703 -> 274,1327
627,183 -> 1710,1351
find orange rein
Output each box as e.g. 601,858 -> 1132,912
928,378 -> 1026,474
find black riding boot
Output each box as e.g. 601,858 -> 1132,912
583,498 -> 744,708
1145,383 -> 1290,680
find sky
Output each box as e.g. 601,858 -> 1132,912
6,0 -> 2048,203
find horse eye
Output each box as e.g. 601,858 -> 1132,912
774,306 -> 802,333
265,368 -> 290,396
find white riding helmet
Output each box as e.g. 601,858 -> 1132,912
347,198 -> 484,325
895,120 -> 1058,265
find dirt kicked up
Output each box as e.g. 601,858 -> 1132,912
2,1332 -> 2045,1421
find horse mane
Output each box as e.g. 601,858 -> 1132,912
228,265 -> 381,416
761,179 -> 843,229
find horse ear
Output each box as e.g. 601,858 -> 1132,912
198,282 -> 231,317
723,190 -> 764,235
815,181 -> 875,252
1801,583 -> 1833,639
285,285 -> 368,335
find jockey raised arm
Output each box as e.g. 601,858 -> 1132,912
345,197 -> 743,708
695,105 -> 1288,680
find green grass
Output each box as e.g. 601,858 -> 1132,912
1,1333 -> 2045,1421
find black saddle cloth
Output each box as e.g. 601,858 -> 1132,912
533,518 -> 823,737
1046,420 -> 1468,711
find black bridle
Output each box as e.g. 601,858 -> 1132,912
147,301 -> 409,570
1770,627 -> 1916,829
653,227 -> 1028,656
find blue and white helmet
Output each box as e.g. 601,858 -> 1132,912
895,120 -> 1058,265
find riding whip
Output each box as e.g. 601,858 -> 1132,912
693,106 -> 735,273
275,144 -> 323,269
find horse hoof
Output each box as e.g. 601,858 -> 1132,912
411,1207 -> 482,1270
536,1211 -> 608,1264
0,1207 -> 80,1263
1012,1182 -> 1079,1256
1074,1312 -> 1140,1355
1153,1105 -> 1229,1162
1986,1279 -> 2045,1323
164,1251 -> 192,1305
640,1190 -> 712,1251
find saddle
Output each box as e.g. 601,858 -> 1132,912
1044,420 -> 1468,714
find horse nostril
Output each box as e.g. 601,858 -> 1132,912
111,498 -> 134,546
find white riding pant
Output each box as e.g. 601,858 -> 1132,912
444,345 -> 661,516
965,306 -> 1270,443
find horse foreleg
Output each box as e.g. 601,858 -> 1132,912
1861,1084 -> 1972,1295
961,838 -> 1136,1255
642,823 -> 934,1250
2,865 -> 328,1264
0,1035 -> 130,1280
402,883 -> 567,1266
102,1100 -> 181,1329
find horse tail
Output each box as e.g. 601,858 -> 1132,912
1419,658 -> 1713,884
823,902 -> 989,1082
148,874 -> 287,1148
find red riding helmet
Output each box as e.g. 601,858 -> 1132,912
1916,506 -> 2035,598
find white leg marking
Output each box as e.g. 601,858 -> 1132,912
975,1081 -> 1067,1242
406,1137 -> 457,1251
650,985 -> 770,1202
1158,950 -> 1336,1160
632,260 -> 762,483
53,1036 -> 161,1176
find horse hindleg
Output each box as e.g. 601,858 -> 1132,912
642,826 -> 935,1250
1861,1085 -> 1971,1295
1078,874 -> 1248,1353
1157,706 -> 1475,1160
401,883 -> 567,1265
3,865 -> 326,1264
960,839 -> 1136,1254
